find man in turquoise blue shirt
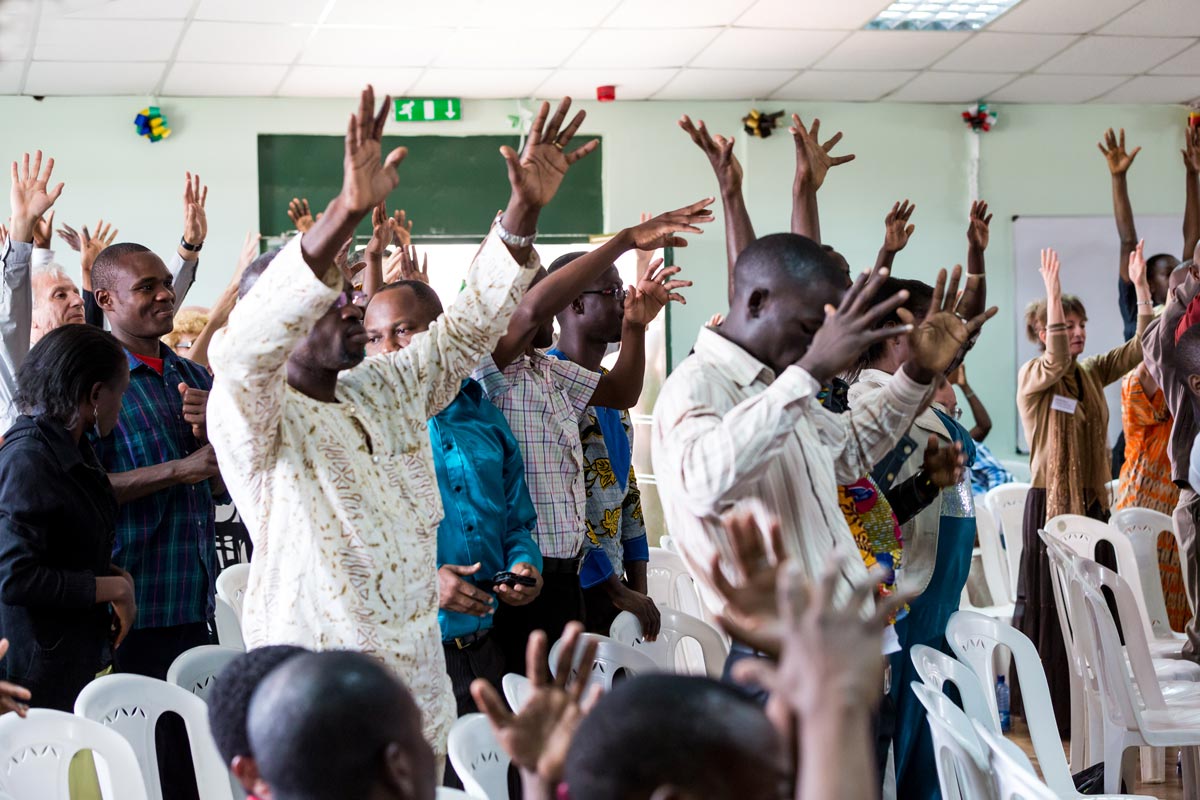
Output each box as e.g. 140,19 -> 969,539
363,279 -> 542,717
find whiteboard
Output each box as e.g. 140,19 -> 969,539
1012,214 -> 1185,452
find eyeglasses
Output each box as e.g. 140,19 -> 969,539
334,290 -> 370,310
580,286 -> 627,303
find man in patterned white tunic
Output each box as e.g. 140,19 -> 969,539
206,86 -> 597,756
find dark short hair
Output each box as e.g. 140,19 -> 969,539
547,251 -> 588,275
564,675 -> 781,800
372,280 -> 444,318
1025,295 -> 1088,344
239,249 -> 282,299
207,645 -> 308,763
1148,253 -> 1179,275
732,233 -> 843,297
91,242 -> 153,293
1177,323 -> 1200,380
860,277 -> 935,368
15,324 -> 126,427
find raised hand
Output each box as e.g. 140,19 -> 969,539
678,116 -> 742,192
1099,127 -> 1141,176
921,434 -> 965,488
634,211 -> 655,279
79,220 -> 119,288
790,114 -> 855,191
1040,247 -> 1062,296
624,199 -> 715,251
624,259 -> 692,326
709,510 -> 788,658
383,244 -> 429,284
0,223 -> 7,250
883,200 -> 916,254
905,266 -> 999,380
366,201 -> 391,258
387,208 -> 412,248
342,85 -> 408,214
288,197 -> 317,232
9,151 -> 64,242
236,230 -> 261,275
967,199 -> 992,251
1128,237 -> 1148,290
1183,127 -> 1200,174
501,97 -> 598,211
470,623 -> 600,785
797,267 -> 913,383
182,172 -> 208,247
0,640 -> 30,716
32,211 -> 54,249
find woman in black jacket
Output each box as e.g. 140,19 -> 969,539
0,324 -> 135,711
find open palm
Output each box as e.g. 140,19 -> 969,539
10,150 -> 63,223
341,85 -> 407,213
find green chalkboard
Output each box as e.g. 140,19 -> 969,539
257,134 -> 603,242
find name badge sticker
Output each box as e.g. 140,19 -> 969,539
1051,395 -> 1078,415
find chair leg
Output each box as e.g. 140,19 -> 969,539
1069,678 -> 1086,772
1182,745 -> 1199,800
1087,694 -> 1104,767
1103,725 -> 1127,795
1140,745 -> 1166,784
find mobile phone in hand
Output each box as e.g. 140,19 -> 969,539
492,570 -> 538,588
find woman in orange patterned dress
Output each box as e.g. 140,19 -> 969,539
1115,362 -> 1188,630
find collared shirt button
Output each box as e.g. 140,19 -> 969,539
887,473 -> 894,482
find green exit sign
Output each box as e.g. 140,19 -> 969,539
394,98 -> 461,122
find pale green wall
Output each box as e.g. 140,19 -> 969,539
0,95 -> 1190,456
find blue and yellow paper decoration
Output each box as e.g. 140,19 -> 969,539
134,106 -> 171,142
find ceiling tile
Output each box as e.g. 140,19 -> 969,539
535,68 -> 678,101
934,33 -> 1080,72
603,0 -> 757,28
470,0 -> 620,28
177,22 -> 313,65
0,61 -> 23,92
567,28 -> 722,68
324,0 -> 481,26
300,27 -> 451,67
277,66 -> 422,97
195,0 -> 330,24
653,68 -> 795,99
691,29 -> 847,70
434,28 -> 590,69
1100,0 -> 1200,35
34,18 -> 182,61
408,68 -> 553,99
24,60 -> 164,94
1036,35 -> 1192,74
162,63 -> 289,95
771,69 -> 917,101
44,0 -> 193,18
990,0 -> 1143,33
816,30 -> 971,71
887,71 -> 1018,102
989,73 -> 1128,102
737,0 -> 892,29
1094,75 -> 1200,103
1152,41 -> 1200,74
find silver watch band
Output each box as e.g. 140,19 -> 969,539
496,219 -> 537,248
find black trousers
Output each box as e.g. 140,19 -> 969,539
492,572 -> 584,676
115,622 -> 212,800
442,634 -> 517,792
583,582 -> 622,635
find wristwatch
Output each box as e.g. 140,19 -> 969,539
496,219 -> 536,248
179,236 -> 203,252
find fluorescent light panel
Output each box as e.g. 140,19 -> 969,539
866,0 -> 1024,30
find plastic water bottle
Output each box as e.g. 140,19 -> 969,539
996,675 -> 1011,732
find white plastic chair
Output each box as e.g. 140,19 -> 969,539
657,534 -> 677,554
1106,479 -> 1120,508
446,713 -> 510,800
608,607 -> 728,678
167,645 -> 244,702
501,673 -> 531,712
974,509 -> 1013,608
1044,514 -> 1186,661
548,632 -> 660,693
0,708 -> 149,800
646,547 -> 705,619
910,682 -> 994,800
75,673 -> 235,800
983,482 -> 1031,598
215,563 -> 251,651
214,597 -> 245,651
1112,506 -> 1193,624
909,644 -> 998,733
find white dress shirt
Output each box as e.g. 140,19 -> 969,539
651,327 -> 931,616
207,228 -> 538,754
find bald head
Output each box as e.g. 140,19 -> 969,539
732,233 -> 843,300
248,651 -> 435,800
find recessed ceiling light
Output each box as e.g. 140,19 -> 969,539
865,0 -> 1024,30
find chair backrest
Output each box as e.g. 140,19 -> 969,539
983,482 -> 1031,597
215,563 -> 250,619
1071,568 -> 1147,735
74,673 -> 235,800
972,719 -> 1058,800
0,708 -> 149,800
1043,514 -> 1156,644
1105,479 -> 1119,508
214,597 -> 246,651
658,534 -> 677,554
1039,531 -> 1089,691
975,509 -> 1013,606
646,547 -> 705,619
166,645 -> 244,702
548,632 -> 661,693
945,610 -> 1075,796
502,673 -> 531,712
446,713 -> 510,800
911,683 -> 995,800
1111,507 -> 1179,640
608,607 -> 728,679
909,644 -> 998,733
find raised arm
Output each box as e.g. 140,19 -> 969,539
1100,128 -> 1141,283
678,115 -> 749,302
949,364 -> 992,441
957,200 -> 992,319
789,114 -> 855,246
1183,127 -> 1200,262
1021,248 -> 1072,393
490,200 -> 712,371
1089,240 -> 1152,386
188,231 -> 260,369
169,172 -> 207,309
361,201 -> 389,298
873,200 -> 915,273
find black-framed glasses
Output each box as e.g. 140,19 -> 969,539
334,290 -> 370,310
580,286 -> 627,303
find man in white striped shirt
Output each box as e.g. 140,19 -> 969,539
652,234 -> 995,675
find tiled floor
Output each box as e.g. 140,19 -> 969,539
1008,715 -> 1183,800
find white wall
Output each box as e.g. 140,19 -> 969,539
0,94 -> 1191,457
